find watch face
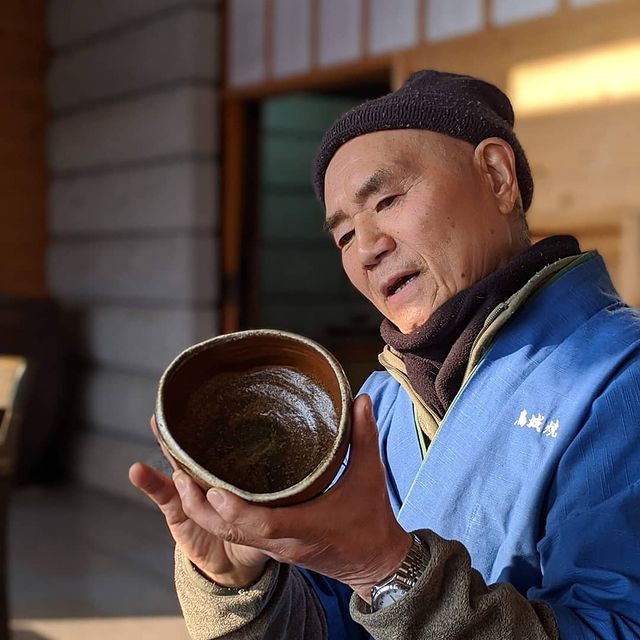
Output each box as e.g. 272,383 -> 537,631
374,585 -> 406,610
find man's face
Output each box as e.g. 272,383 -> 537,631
323,129 -> 524,334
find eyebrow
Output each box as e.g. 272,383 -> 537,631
355,168 -> 393,202
323,210 -> 346,235
322,168 -> 394,235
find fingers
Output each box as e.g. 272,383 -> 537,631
175,476 -> 284,549
143,397 -> 381,556
129,462 -> 188,528
129,462 -> 172,502
206,489 -> 283,540
173,472 -> 242,539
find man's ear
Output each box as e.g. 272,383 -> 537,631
474,137 -> 520,215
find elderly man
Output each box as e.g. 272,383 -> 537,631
130,70 -> 640,638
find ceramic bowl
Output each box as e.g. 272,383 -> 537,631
155,329 -> 352,506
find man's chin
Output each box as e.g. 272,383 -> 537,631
390,310 -> 432,335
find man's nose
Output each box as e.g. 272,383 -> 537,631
356,222 -> 395,269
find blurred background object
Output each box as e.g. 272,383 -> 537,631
2,0 -> 639,637
0,355 -> 27,640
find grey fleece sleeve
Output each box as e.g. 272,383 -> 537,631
174,546 -> 328,640
350,529 -> 560,640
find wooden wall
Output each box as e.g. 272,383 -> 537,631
398,0 -> 640,302
0,0 -> 48,297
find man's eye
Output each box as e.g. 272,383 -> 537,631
337,230 -> 354,248
376,195 -> 398,211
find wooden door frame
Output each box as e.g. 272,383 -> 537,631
220,60 -> 396,333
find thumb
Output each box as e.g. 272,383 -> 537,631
348,394 -> 380,464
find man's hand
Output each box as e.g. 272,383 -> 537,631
130,394 -> 411,600
129,419 -> 269,589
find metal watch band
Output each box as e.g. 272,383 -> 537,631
370,533 -> 429,611
394,534 -> 428,588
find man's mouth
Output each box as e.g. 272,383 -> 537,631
385,272 -> 420,298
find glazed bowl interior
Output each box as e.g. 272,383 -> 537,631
156,330 -> 351,506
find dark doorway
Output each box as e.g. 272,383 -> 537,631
247,84 -> 390,390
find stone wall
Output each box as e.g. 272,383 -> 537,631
47,0 -> 221,500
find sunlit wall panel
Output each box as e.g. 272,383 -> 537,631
273,0 -> 311,77
426,0 -> 484,42
570,0 -> 614,6
369,0 -> 419,55
229,0 -> 266,86
492,0 -> 559,26
318,0 -> 362,67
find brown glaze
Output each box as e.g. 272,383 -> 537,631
177,366 -> 338,493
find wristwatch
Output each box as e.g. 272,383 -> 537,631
370,534 -> 429,612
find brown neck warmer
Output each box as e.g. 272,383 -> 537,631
380,235 -> 581,418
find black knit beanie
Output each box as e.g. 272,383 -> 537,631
312,69 -> 534,212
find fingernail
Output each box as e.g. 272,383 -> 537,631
365,395 -> 374,418
173,471 -> 186,494
207,489 -> 224,509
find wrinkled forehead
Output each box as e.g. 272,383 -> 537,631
324,132 -> 419,204
323,129 -> 471,208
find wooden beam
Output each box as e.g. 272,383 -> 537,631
220,99 -> 244,333
223,54 -> 391,99
220,96 -> 261,333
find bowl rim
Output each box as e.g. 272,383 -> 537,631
155,328 -> 352,502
